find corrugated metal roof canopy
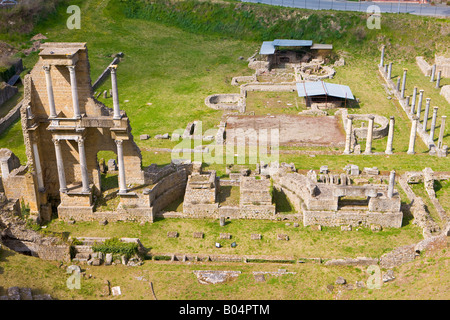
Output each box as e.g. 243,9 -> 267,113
260,41 -> 276,55
259,39 -> 313,55
272,39 -> 313,47
296,81 -> 354,100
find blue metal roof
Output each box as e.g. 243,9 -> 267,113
259,41 -> 276,55
259,39 -> 314,55
296,81 -> 354,100
273,39 -> 313,47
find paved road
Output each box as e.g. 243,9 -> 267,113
241,0 -> 450,17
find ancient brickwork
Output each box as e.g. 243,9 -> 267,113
273,170 -> 403,228
183,171 -> 219,216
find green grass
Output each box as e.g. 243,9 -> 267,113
44,217 -> 423,259
1,243 -> 448,300
434,179 -> 450,213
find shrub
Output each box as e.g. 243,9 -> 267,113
92,237 -> 139,258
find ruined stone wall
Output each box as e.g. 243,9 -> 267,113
240,177 -> 272,206
380,234 -> 447,269
0,99 -> 22,135
0,82 -> 18,107
59,207 -> 152,223
435,55 -> 450,78
303,210 -> 403,228
0,208 -> 71,261
18,42 -> 145,220
148,168 -> 188,214
416,56 -> 432,76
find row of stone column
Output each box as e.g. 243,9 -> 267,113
343,112 -> 446,155
379,46 -> 446,153
52,138 -> 128,195
43,64 -> 122,119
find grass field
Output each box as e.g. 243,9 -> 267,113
44,216 -> 423,260
0,239 -> 448,300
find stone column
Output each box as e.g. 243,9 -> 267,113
379,45 -> 385,67
429,107 -> 438,144
437,115 -> 447,149
436,71 -> 442,89
385,116 -> 395,155
430,64 -> 436,82
387,170 -> 396,198
77,137 -> 90,193
387,62 -> 393,79
364,115 -> 375,155
396,77 -> 401,91
53,139 -> 68,193
407,116 -> 419,155
32,142 -> 45,192
115,140 -> 127,194
43,65 -> 57,118
410,87 -> 417,115
67,65 -> 81,119
416,89 -> 424,119
423,98 -> 431,131
110,66 -> 122,120
401,68 -> 407,99
343,115 -> 353,155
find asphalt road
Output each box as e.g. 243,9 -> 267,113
241,0 -> 450,17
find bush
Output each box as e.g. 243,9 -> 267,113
92,237 -> 139,258
0,0 -> 63,35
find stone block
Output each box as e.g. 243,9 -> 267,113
193,232 -> 204,239
320,165 -> 328,174
370,224 -> 382,232
220,233 -> 231,239
105,253 -> 113,265
350,165 -> 359,176
171,133 -> 181,141
310,224 -> 322,231
363,167 -> 379,175
341,225 -> 352,231
251,233 -> 261,240
140,134 -> 150,140
382,270 -> 395,282
335,276 -> 346,285
277,234 -> 289,241
254,274 -> 266,282
167,231 -> 178,238
107,159 -> 117,171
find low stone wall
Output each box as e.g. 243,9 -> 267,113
148,168 -> 188,214
0,208 -> 71,261
204,93 -> 244,112
0,82 -> 18,106
231,74 -> 257,86
303,210 -> 403,228
435,55 -> 450,78
397,174 -> 440,236
0,99 -> 22,135
440,85 -> 450,104
240,82 -> 297,96
380,234 -> 447,269
416,56 -> 432,76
